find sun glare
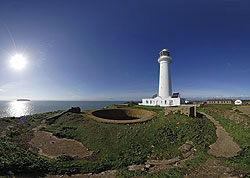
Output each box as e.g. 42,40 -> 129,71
10,54 -> 27,70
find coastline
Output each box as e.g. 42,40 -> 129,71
0,100 -> 126,118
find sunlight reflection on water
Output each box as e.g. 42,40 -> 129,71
0,101 -> 123,118
7,101 -> 32,117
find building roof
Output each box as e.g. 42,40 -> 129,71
172,93 -> 180,98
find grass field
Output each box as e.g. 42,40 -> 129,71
0,105 -> 217,177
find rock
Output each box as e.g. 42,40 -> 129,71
178,141 -> 193,153
147,157 -> 180,165
239,173 -> 244,177
183,151 -> 193,158
128,165 -> 145,171
186,141 -> 193,145
174,162 -> 179,167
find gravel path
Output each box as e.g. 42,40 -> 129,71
201,112 -> 241,158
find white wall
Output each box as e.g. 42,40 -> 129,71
139,98 -> 182,107
158,60 -> 172,98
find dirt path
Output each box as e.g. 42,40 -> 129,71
200,112 -> 241,158
184,158 -> 239,178
235,106 -> 250,115
184,112 -> 243,178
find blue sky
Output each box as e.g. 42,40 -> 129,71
0,0 -> 250,101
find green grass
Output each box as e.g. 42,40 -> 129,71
115,167 -> 147,178
45,109 -> 216,174
0,107 -> 217,176
207,104 -> 234,110
183,151 -> 214,169
115,167 -> 184,178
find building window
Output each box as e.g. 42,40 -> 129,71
146,100 -> 148,104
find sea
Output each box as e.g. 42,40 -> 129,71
0,100 -> 125,118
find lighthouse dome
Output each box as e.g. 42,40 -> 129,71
158,49 -> 172,63
160,49 -> 170,57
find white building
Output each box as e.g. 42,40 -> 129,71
139,49 -> 185,107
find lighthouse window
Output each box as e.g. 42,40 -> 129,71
165,100 -> 167,104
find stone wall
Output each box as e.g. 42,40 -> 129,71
87,108 -> 156,124
46,107 -> 81,124
164,105 -> 197,117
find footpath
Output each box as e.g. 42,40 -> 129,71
184,112 -> 242,178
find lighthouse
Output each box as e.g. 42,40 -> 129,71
139,49 -> 185,107
158,49 -> 172,98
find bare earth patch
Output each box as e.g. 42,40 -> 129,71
29,130 -> 92,159
45,170 -> 116,178
235,106 -> 250,115
201,112 -> 241,158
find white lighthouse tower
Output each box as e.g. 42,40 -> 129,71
158,49 -> 172,98
139,49 -> 185,107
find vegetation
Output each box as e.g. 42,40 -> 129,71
0,106 -> 217,177
206,104 -> 235,110
115,167 -> 184,178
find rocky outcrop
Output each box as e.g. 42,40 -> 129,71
178,141 -> 194,153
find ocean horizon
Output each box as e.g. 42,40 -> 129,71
0,100 -> 126,118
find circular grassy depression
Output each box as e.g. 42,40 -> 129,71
87,108 -> 156,124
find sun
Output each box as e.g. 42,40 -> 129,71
10,54 -> 27,70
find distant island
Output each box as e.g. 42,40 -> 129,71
16,99 -> 31,101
